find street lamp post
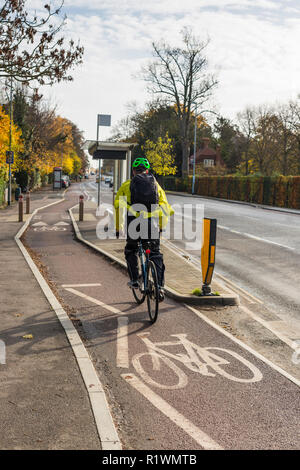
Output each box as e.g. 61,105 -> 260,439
96,114 -> 111,207
192,103 -> 197,195
96,120 -> 100,207
7,76 -> 13,205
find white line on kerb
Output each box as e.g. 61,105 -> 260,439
122,373 -> 223,450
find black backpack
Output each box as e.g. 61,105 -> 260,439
130,173 -> 159,211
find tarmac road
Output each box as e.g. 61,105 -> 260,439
23,184 -> 300,450
166,193 -> 300,326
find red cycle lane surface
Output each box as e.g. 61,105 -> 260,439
24,187 -> 300,450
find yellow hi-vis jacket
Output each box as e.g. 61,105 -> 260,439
114,179 -> 174,232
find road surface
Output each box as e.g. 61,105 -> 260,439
23,183 -> 300,450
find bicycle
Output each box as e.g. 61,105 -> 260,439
130,240 -> 159,324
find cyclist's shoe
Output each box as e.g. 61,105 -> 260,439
158,288 -> 165,302
128,280 -> 139,289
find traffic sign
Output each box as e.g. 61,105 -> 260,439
97,114 -> 111,127
6,151 -> 14,164
93,149 -> 127,160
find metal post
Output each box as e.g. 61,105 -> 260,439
8,76 -> 13,206
120,159 -> 127,185
126,150 -> 132,180
192,103 -> 197,195
96,121 -> 101,208
113,160 -> 118,202
26,191 -> 30,214
18,195 -> 23,222
79,195 -> 84,221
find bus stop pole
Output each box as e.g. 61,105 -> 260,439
126,150 -> 132,180
96,122 -> 101,208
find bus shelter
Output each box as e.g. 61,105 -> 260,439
87,141 -> 137,201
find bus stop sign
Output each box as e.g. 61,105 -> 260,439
93,149 -> 127,160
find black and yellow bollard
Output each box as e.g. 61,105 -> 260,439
201,218 -> 217,295
79,195 -> 84,221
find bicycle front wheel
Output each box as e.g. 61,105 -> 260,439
146,260 -> 159,323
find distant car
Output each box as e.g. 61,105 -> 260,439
105,177 -> 111,184
61,175 -> 70,188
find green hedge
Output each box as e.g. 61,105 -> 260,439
163,175 -> 300,210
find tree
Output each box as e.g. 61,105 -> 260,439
237,108 -> 255,175
0,105 -> 23,170
250,106 -> 280,175
143,133 -> 177,181
213,116 -> 243,172
141,28 -> 217,174
0,0 -> 84,86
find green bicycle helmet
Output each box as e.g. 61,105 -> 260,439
132,157 -> 150,169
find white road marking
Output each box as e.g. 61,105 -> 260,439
239,304 -> 295,348
122,373 -> 223,450
218,224 -> 296,252
32,221 -> 47,226
33,225 -> 67,231
117,317 -> 129,368
133,333 -> 263,388
64,288 -> 121,315
186,305 -> 300,387
62,283 -> 102,288
173,211 -> 297,252
63,286 -> 130,370
54,221 -> 69,226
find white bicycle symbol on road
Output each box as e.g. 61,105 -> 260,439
132,332 -> 263,389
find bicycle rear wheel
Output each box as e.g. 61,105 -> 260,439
146,260 -> 159,323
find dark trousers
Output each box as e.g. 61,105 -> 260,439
124,215 -> 165,287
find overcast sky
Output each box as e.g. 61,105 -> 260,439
38,0 -> 300,143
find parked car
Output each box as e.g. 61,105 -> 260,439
61,175 -> 70,188
105,177 -> 112,184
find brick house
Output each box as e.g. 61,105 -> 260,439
189,137 -> 225,170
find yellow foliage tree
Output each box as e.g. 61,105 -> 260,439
0,106 -> 23,176
143,133 -> 177,177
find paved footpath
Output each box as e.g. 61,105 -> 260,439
0,188 -> 100,449
22,185 -> 300,450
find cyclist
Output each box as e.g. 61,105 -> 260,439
114,157 -> 174,301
